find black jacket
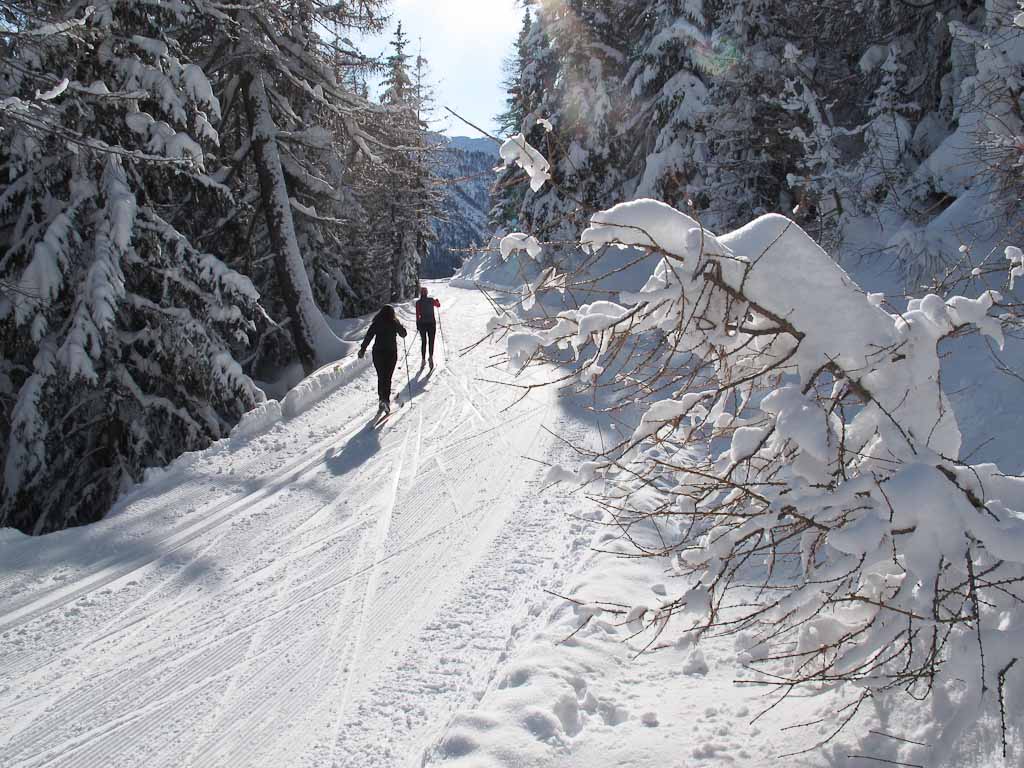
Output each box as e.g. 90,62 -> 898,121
360,312 -> 407,358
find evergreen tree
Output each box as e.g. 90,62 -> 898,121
203,0 -> 389,376
496,8 -> 533,138
493,0 -> 631,244
381,21 -> 413,107
530,0 -> 629,235
411,45 -> 442,286
492,0 -> 1020,268
622,0 -> 710,207
0,0 -> 408,534
491,6 -> 537,233
372,24 -> 441,303
0,1 -> 260,533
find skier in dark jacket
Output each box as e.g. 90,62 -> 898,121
415,287 -> 441,369
359,305 -> 407,414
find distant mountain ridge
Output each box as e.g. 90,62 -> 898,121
423,135 -> 499,279
447,136 -> 500,156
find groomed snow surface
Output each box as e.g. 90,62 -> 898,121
0,283 -> 939,767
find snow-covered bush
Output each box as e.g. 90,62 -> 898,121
500,195 -> 1024,756
484,4 -> 1024,756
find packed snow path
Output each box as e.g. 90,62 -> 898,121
0,283 -> 575,768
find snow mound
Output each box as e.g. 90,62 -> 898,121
230,399 -> 283,443
281,355 -> 369,419
229,355 -> 369,442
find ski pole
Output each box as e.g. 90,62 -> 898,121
437,308 -> 446,363
402,333 -> 412,402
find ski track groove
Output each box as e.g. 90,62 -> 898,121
326,531 -> 376,767
334,399 -> 559,764
3,466 -> 378,744
177,551 -> 300,768
5,514 -> 246,719
0,408 -> 378,637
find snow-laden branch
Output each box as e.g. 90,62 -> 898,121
499,133 -> 551,192
499,233 -> 542,262
23,6 -> 93,38
502,197 -> 1024,754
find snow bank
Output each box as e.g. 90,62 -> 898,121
281,355 -> 369,419
451,236 -> 533,290
229,399 -> 283,443
230,355 -> 369,442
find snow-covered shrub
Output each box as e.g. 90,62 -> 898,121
504,197 -> 1024,756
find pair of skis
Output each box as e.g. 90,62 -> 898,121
374,401 -> 401,427
374,358 -> 438,427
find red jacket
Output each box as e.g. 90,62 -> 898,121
416,297 -> 440,322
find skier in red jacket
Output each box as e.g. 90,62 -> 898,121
415,287 -> 441,369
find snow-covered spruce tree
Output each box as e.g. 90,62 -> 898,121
0,2 -> 260,533
684,1 -> 813,231
496,7 -> 534,140
493,0 -> 1021,288
880,0 -> 1024,282
194,0 -> 389,375
490,6 -> 537,233
368,22 -> 440,304
620,0 -> 709,208
498,0 -> 632,245
705,0 -> 1022,276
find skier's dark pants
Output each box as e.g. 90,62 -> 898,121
417,321 -> 437,361
373,350 -> 398,403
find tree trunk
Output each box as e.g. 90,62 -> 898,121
242,69 -> 342,374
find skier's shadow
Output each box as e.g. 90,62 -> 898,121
325,417 -> 382,479
413,366 -> 434,389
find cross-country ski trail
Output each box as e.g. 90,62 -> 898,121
0,283 -> 577,768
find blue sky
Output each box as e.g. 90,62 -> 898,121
355,0 -> 524,137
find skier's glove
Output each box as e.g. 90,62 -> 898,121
358,349 -> 365,359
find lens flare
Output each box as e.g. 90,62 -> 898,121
690,34 -> 742,77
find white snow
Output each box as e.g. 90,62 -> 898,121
280,355 -> 370,419
469,194 -> 1024,765
422,485 -> 856,768
34,78 -> 68,102
0,285 -> 578,767
1007,244 -> 1024,288
4,259 -> 1022,768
